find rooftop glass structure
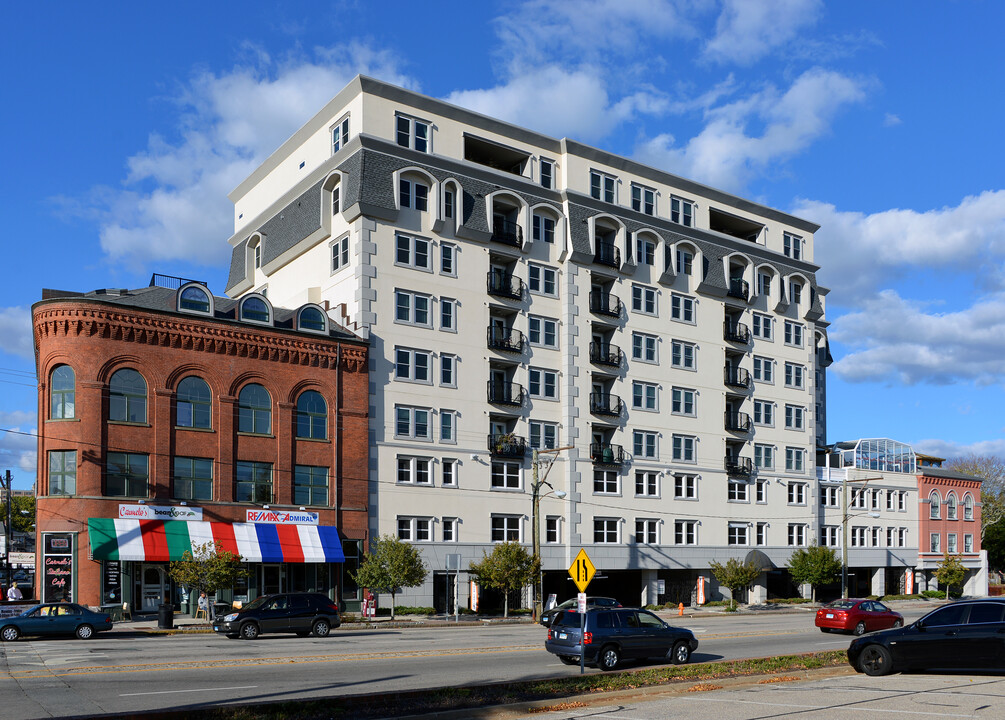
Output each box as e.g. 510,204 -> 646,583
838,438 -> 916,474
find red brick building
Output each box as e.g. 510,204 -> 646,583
916,466 -> 985,594
32,278 -> 368,612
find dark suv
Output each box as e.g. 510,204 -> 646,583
545,607 -> 698,671
214,593 -> 341,640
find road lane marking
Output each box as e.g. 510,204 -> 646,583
121,685 -> 258,697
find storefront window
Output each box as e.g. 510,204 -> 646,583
43,532 -> 74,603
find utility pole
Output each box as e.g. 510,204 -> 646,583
531,446 -> 572,622
2,470 -> 12,593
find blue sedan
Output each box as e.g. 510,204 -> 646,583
1,603 -> 114,641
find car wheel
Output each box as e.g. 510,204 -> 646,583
599,645 -> 620,671
670,641 -> 691,665
75,624 -> 94,640
853,621 -> 867,636
1,625 -> 20,642
240,622 -> 260,640
892,620 -> 903,629
559,656 -> 579,666
312,619 -> 330,638
859,644 -> 894,676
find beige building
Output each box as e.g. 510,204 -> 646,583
225,76 -> 831,609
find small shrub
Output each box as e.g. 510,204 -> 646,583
879,594 -> 923,601
765,598 -> 812,605
375,606 -> 436,617
922,590 -> 947,600
723,605 -> 739,613
703,600 -> 731,607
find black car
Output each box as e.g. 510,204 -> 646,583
213,592 -> 341,640
545,607 -> 698,671
539,596 -> 622,627
848,598 -> 1005,676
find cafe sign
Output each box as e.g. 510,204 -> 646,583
245,509 -> 319,525
119,504 -> 203,521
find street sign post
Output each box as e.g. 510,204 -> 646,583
567,549 -> 596,674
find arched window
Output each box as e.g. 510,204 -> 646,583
179,285 -> 211,314
929,490 -> 941,519
963,494 -> 974,520
50,365 -> 75,419
296,390 -> 327,439
238,384 -> 271,434
109,369 -> 147,423
240,295 -> 271,324
946,492 -> 958,520
298,306 -> 327,333
176,376 -> 212,429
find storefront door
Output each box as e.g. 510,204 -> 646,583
260,564 -> 283,595
141,565 -> 166,611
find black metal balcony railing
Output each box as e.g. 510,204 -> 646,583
727,277 -> 750,301
725,411 -> 752,433
487,325 -> 526,354
488,433 -> 528,458
589,341 -> 622,368
594,242 -> 620,268
591,442 -> 626,466
725,456 -> 754,477
589,289 -> 622,318
590,392 -> 623,417
724,366 -> 751,389
486,270 -> 525,300
723,320 -> 751,344
492,218 -> 523,247
487,381 -> 524,407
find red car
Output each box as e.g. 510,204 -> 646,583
816,599 -> 903,635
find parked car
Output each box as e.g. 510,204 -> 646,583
816,598 -> 903,635
848,598 -> 1005,676
0,603 -> 113,641
545,607 -> 698,671
539,596 -> 621,627
213,592 -> 341,639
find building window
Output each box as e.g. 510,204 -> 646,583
632,333 -> 658,363
929,491 -> 941,519
331,184 -> 341,215
752,313 -> 773,340
442,459 -> 457,487
757,271 -> 772,296
671,294 -> 695,323
528,316 -> 558,348
788,524 -> 807,546
235,460 -> 272,503
528,264 -> 558,296
851,488 -> 867,510
670,197 -> 693,226
964,494 -> 974,520
50,365 -> 76,420
594,518 -> 620,544
173,457 -> 213,501
785,405 -> 804,431
753,400 -> 774,426
590,170 -> 616,203
240,295 -> 271,324
631,184 -> 656,215
788,482 -> 807,505
635,471 -> 659,497
635,519 -> 658,544
440,243 -> 456,276
631,285 -> 657,315
331,114 -> 349,153
676,248 -> 694,276
727,522 -> 749,546
594,470 -> 619,495
399,179 -> 428,211
821,486 -> 839,507
784,363 -> 804,389
785,447 -> 804,472
443,517 -> 458,542
397,456 -> 432,485
395,406 -> 431,440
443,189 -> 455,219
395,234 -> 431,270
545,516 -> 560,543
440,354 -> 456,387
783,232 -> 802,260
823,526 -> 839,547
789,280 -> 802,305
754,444 -> 774,470
675,520 -> 697,545
947,493 -> 958,520
898,491 -> 907,512
528,368 -> 558,399
48,451 -> 76,496
491,461 -> 521,489
674,474 -> 697,500
930,533 -> 940,553
439,410 -> 456,443
491,515 -> 521,542
898,528 -> 908,547
784,321 -> 804,347
176,376 -> 212,429
298,306 -> 327,333
671,340 -> 695,370
254,243 -> 261,269
671,387 -> 695,416
633,430 -> 657,459
331,235 -> 349,272
109,368 -> 147,423
179,285 -> 211,314
871,489 -> 882,511
756,478 -> 768,503
296,390 -> 328,439
440,297 -> 456,331
540,158 -> 554,189
394,289 -> 432,327
237,383 -> 272,434
106,452 -> 148,498
672,434 -> 695,463
635,237 -> 656,265
756,522 -> 768,546
398,517 -> 432,542
728,480 -> 748,502
964,534 -> 974,553
529,420 -> 558,450
396,115 -> 429,152
633,382 -> 658,411
532,214 -> 556,243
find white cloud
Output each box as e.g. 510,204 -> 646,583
705,0 -> 823,65
0,307 -> 33,360
633,68 -> 866,191
883,112 -> 902,127
0,423 -> 37,490
914,438 -> 1005,460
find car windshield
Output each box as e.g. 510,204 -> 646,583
826,600 -> 858,609
240,595 -> 273,611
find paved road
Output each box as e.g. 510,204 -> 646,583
0,607 -> 936,719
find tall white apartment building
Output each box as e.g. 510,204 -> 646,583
225,76 -> 830,609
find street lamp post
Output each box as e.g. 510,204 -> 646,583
531,446 -> 571,622
841,473 -> 881,597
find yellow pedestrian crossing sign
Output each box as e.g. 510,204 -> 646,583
568,548 -> 596,592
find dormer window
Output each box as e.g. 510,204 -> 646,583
254,243 -> 261,269
240,295 -> 272,324
789,280 -> 802,305
298,305 -> 328,333
178,284 -> 212,315
399,178 -> 428,211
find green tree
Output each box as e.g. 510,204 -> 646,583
468,541 -> 539,618
787,545 -> 842,602
168,541 -> 247,604
709,558 -> 761,610
946,454 -> 1005,573
1,495 -> 35,534
352,535 -> 427,619
934,554 -> 967,598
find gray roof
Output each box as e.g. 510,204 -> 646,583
919,466 -> 984,483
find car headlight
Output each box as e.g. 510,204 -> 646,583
223,613 -> 239,622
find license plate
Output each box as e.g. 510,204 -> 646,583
558,632 -> 567,640
825,613 -> 834,619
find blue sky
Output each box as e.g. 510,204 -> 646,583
3,1 -> 1004,490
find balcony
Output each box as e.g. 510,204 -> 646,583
589,289 -> 622,318
487,270 -> 525,300
725,411 -> 752,433
487,326 -> 526,354
590,392 -> 623,417
487,381 -> 524,407
727,277 -> 750,301
591,443 -> 626,466
723,320 -> 751,344
724,456 -> 754,478
488,433 -> 528,458
594,242 -> 620,269
724,366 -> 751,389
589,341 -> 622,368
492,218 -> 523,247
